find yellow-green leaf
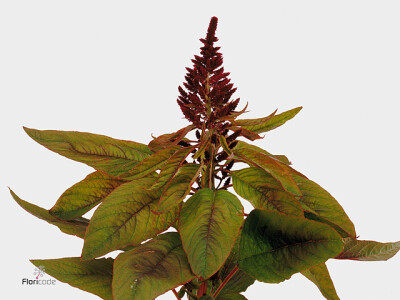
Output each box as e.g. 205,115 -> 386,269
294,175 -> 356,238
148,125 -> 194,152
231,167 -> 303,216
232,109 -> 276,127
239,209 -> 343,283
31,257 -> 113,300
10,189 -> 88,238
151,146 -> 195,190
81,177 -> 179,260
301,263 -> 340,300
178,188 -> 244,279
233,141 -> 291,165
112,232 -> 195,300
235,107 -> 302,134
336,238 -> 400,261
233,142 -> 301,196
24,127 -> 152,176
194,135 -> 211,160
50,171 -> 125,220
156,163 -> 202,214
120,146 -> 180,180
219,135 -> 232,156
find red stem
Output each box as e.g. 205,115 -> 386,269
213,265 -> 239,298
172,289 -> 180,300
197,280 -> 208,297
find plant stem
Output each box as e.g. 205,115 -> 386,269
213,265 -> 239,298
172,289 -> 180,300
208,144 -> 215,189
222,184 -> 233,189
197,280 -> 207,297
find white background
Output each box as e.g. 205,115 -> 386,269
1,1 -> 399,299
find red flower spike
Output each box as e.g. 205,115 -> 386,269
177,17 -> 242,129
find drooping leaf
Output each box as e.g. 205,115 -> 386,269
151,145 -> 195,190
120,146 -> 180,180
301,263 -> 340,300
31,257 -> 113,300
23,127 -> 152,176
49,171 -> 126,220
148,125 -> 194,152
156,163 -> 202,214
234,107 -> 302,134
239,209 -> 343,283
231,167 -> 303,216
336,238 -> 400,261
233,142 -> 301,196
10,189 -> 88,238
112,232 -> 195,300
81,177 -> 179,260
178,188 -> 243,279
294,175 -> 356,238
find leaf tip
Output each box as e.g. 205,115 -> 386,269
9,188 -> 20,202
22,126 -> 38,140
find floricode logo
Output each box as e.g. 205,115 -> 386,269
22,266 -> 56,285
33,266 -> 45,279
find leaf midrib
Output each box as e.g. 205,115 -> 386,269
242,238 -> 340,261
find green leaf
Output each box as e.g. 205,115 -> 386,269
120,146 -> 180,180
49,171 -> 126,220
227,126 -> 262,141
219,135 -> 232,156
216,294 -> 247,300
301,263 -> 340,300
294,175 -> 356,238
30,257 -> 113,300
304,212 -> 350,239
81,177 -> 179,260
217,234 -> 255,297
231,167 -> 303,216
148,125 -> 194,152
233,141 -> 290,165
232,109 -> 276,127
151,146 -> 195,190
10,189 -> 88,238
232,165 -> 354,237
200,296 -> 215,300
24,127 -> 152,176
178,188 -> 243,279
336,238 -> 400,261
233,142 -> 301,196
112,232 -> 195,300
194,135 -> 211,160
235,107 -> 302,134
239,209 -> 343,283
156,163 -> 202,214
